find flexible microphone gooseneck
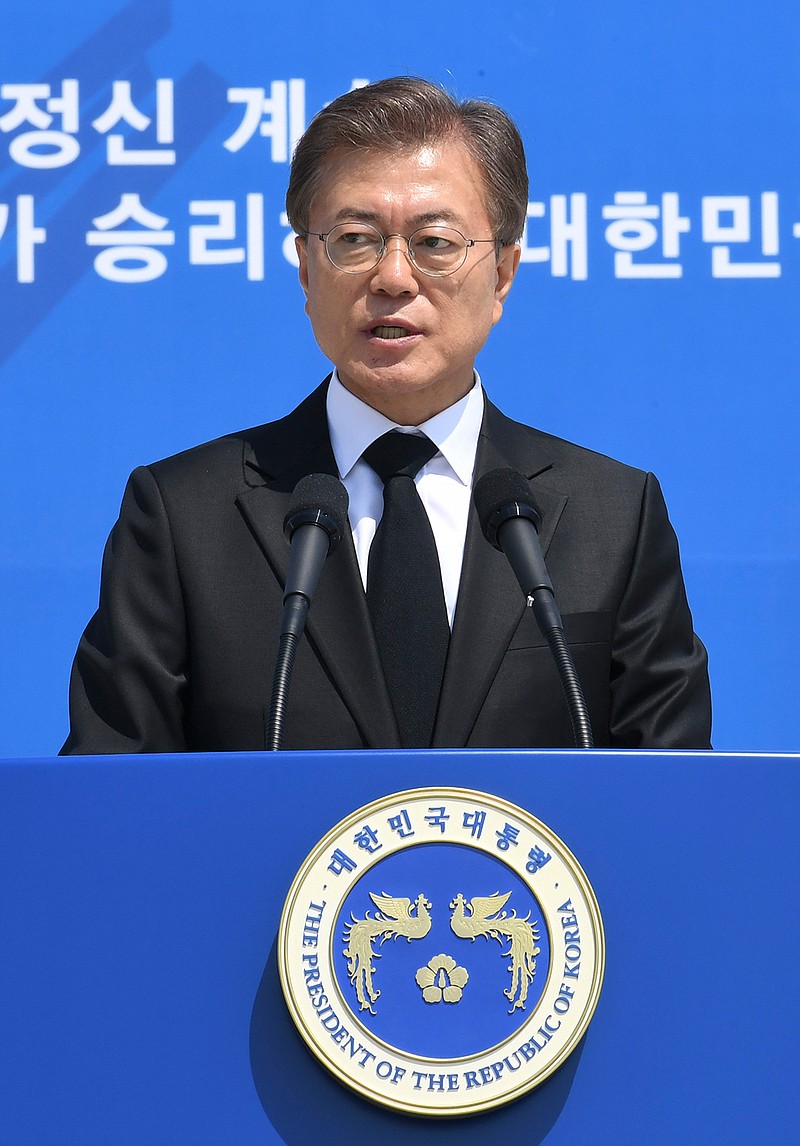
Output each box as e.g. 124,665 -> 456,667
473,468 -> 594,749
267,473 -> 349,751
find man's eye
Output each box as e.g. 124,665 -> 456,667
332,228 -> 379,248
420,234 -> 452,250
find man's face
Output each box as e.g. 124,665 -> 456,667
296,140 -> 520,425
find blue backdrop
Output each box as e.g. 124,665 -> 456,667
2,0 -> 798,755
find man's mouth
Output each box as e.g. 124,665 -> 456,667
371,325 -> 414,339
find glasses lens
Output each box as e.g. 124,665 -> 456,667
325,223 -> 383,271
409,227 -> 468,275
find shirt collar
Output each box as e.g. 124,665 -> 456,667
326,370 -> 484,486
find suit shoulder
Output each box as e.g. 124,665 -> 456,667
144,423 -> 265,481
534,427 -> 648,486
485,401 -> 649,490
126,428 -> 258,508
140,381 -> 331,491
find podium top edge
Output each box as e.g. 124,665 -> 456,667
2,748 -> 798,766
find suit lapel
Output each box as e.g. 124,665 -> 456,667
433,400 -> 568,747
232,383 -> 570,750
235,382 -> 400,748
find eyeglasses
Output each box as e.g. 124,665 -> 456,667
303,222 -> 502,277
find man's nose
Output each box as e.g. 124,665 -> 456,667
369,235 -> 419,294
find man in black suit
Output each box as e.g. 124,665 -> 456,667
62,77 -> 711,754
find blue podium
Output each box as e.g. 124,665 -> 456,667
1,749 -> 797,1143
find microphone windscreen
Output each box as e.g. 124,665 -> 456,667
284,473 -> 349,547
473,468 -> 541,548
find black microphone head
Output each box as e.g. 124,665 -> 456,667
283,473 -> 349,550
473,468 -> 542,550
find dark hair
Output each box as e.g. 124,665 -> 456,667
286,76 -> 529,243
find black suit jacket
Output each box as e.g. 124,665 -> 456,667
62,381 -> 711,753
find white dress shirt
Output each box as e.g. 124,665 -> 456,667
326,371 -> 484,628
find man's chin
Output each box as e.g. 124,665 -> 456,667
338,366 -> 470,424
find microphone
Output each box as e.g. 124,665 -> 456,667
267,473 -> 349,750
473,468 -> 593,748
281,473 -> 349,638
473,468 -> 559,629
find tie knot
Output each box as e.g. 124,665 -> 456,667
363,430 -> 439,484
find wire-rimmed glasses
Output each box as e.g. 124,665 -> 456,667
304,222 -> 502,277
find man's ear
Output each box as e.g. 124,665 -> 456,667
495,242 -> 521,304
491,243 -> 521,326
296,234 -> 309,297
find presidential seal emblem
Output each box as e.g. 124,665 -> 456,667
278,787 -> 604,1117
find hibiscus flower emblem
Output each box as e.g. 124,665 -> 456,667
415,953 -> 469,1004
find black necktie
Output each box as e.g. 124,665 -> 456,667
363,430 -> 450,748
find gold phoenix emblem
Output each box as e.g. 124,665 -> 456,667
449,892 -> 540,1012
282,787 -> 605,1116
342,892 -> 432,1014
